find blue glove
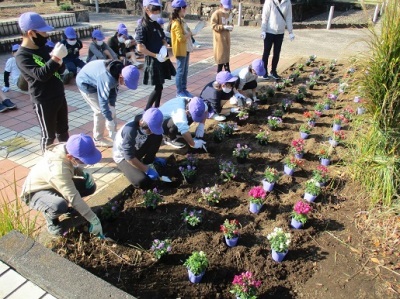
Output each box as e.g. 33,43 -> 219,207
146,168 -> 159,180
153,157 -> 167,167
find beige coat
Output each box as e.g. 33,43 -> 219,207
211,9 -> 231,64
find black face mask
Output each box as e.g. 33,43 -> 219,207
32,32 -> 47,48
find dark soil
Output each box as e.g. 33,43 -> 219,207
50,60 -> 400,299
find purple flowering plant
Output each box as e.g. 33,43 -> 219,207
219,160 -> 238,182
233,143 -> 251,159
179,165 -> 197,179
100,199 -> 121,221
181,208 -> 202,227
150,239 -> 172,260
143,188 -> 163,209
200,184 -> 222,204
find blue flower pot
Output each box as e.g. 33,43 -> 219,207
225,235 -> 239,247
333,123 -> 341,131
188,269 -> 205,283
300,132 -> 309,139
291,218 -> 304,229
284,165 -> 294,176
249,202 -> 263,214
262,180 -> 275,192
272,249 -> 288,262
304,192 -> 317,202
295,152 -> 304,159
320,158 -> 330,166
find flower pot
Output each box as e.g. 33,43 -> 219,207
354,96 -> 360,103
300,132 -> 309,139
262,180 -> 275,192
236,157 -> 248,164
315,181 -> 326,187
332,123 -> 341,131
357,107 -> 365,115
308,120 -> 316,127
185,175 -> 196,184
291,218 -> 304,229
320,158 -> 330,166
188,269 -> 205,283
225,235 -> 239,247
304,192 -> 317,202
271,249 -> 288,262
294,152 -> 304,159
284,165 -> 294,176
324,104 -> 330,110
249,202 -> 263,214
329,138 -> 338,147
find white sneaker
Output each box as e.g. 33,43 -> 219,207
193,41 -> 201,48
253,96 -> 260,102
94,138 -> 113,148
164,138 -> 185,149
213,114 -> 226,121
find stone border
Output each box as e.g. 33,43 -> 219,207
0,231 -> 136,299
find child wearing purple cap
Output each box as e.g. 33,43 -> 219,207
60,27 -> 86,77
235,59 -> 266,102
20,134 -> 103,236
113,108 -> 166,190
211,0 -> 234,73
136,0 -> 176,110
87,29 -> 118,63
0,44 -> 20,112
16,12 -> 70,152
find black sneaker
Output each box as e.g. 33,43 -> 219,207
261,73 -> 269,80
270,72 -> 282,80
0,103 -> 7,113
43,212 -> 62,236
164,138 -> 185,149
2,99 -> 16,110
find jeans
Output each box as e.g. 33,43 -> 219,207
262,33 -> 284,73
64,58 -> 86,75
175,53 -> 190,93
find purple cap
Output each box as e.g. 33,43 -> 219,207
121,65 -> 140,90
11,44 -> 20,52
19,12 -> 54,32
216,71 -> 237,84
220,0 -> 232,9
188,97 -> 206,122
171,0 -> 187,8
143,108 -> 164,135
117,23 -> 128,37
66,134 -> 102,165
251,59 -> 266,76
64,27 -> 77,39
143,0 -> 162,7
137,18 -> 142,26
156,17 -> 165,25
92,29 -> 105,41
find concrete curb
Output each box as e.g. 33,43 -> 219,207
0,231 -> 136,299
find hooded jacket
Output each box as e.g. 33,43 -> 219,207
261,0 -> 293,35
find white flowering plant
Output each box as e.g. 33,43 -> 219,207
267,227 -> 291,253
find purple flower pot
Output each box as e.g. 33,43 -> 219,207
308,120 -> 316,127
324,104 -> 330,110
262,180 -> 275,192
291,218 -> 304,229
357,107 -> 365,115
332,123 -> 341,131
272,249 -> 288,262
225,235 -> 239,247
315,181 -> 326,187
284,165 -> 294,176
300,132 -> 309,139
249,202 -> 263,214
304,192 -> 317,202
320,158 -> 330,166
188,269 -> 205,283
295,152 -> 304,159
329,138 -> 338,147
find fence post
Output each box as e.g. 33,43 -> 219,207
327,6 -> 334,30
237,3 -> 242,26
373,4 -> 380,23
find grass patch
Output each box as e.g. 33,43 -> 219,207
0,136 -> 31,156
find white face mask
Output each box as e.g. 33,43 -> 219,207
67,39 -> 77,46
117,36 -> 125,43
150,14 -> 160,21
96,40 -> 104,46
222,86 -> 232,93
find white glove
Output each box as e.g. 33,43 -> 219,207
234,93 -> 246,106
52,42 -> 68,59
89,215 -> 103,236
156,53 -> 166,63
230,96 -> 238,105
289,33 -> 295,41
195,123 -> 205,138
246,98 -> 253,105
106,120 -> 116,135
193,139 -> 206,149
2,86 -> 10,92
261,32 -> 266,40
223,25 -> 233,31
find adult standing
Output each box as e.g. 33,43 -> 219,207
76,61 -> 140,147
211,0 -> 234,73
113,108 -> 165,190
261,0 -> 294,80
16,12 -> 69,153
136,0 -> 176,110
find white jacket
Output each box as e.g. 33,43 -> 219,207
261,0 -> 293,35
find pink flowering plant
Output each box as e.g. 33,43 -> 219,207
200,184 -> 222,204
284,156 -> 304,170
233,143 -> 251,159
312,165 -> 329,183
150,238 -> 172,260
291,138 -> 305,155
230,271 -> 262,299
263,167 -> 280,183
248,186 -> 267,205
143,188 -> 163,209
220,219 -> 241,239
332,130 -> 346,142
291,201 -> 312,224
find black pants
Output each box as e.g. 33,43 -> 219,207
162,117 -> 179,140
217,63 -> 230,73
235,79 -> 257,91
262,33 -> 284,73
146,84 -> 163,110
117,134 -> 163,190
34,99 -> 69,153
